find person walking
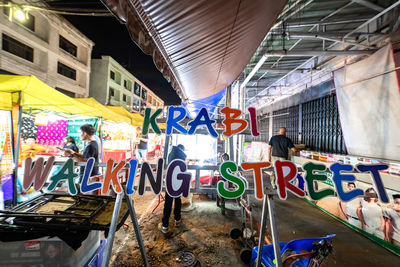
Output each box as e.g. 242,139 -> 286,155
268,127 -> 297,188
159,144 -> 187,233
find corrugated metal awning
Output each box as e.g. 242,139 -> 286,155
101,0 -> 288,101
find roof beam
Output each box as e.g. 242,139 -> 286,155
283,31 -> 377,49
350,0 -> 384,12
286,17 -> 370,27
257,68 -> 307,73
283,31 -> 382,39
265,50 -> 375,56
345,1 -> 400,38
249,2 -> 354,86
239,0 -> 315,91
247,1 -> 400,108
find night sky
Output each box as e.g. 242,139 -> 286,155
49,1 -> 181,105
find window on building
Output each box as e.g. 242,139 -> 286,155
115,72 -> 121,85
59,35 -> 77,57
141,88 -> 147,100
2,34 -> 33,62
153,99 -> 156,106
110,70 -> 121,84
123,94 -> 127,102
57,62 -> 76,80
148,95 -> 153,103
133,98 -> 140,112
124,80 -> 132,91
134,82 -> 141,96
109,87 -> 115,97
55,87 -> 75,98
3,7 -> 35,31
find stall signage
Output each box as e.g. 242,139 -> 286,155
22,157 -> 390,203
141,107 -> 260,137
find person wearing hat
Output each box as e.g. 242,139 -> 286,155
357,188 -> 385,238
384,194 -> 400,246
159,144 -> 187,234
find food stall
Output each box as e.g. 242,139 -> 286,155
76,98 -> 133,162
0,75 -> 136,267
0,75 -> 101,205
106,106 -> 143,161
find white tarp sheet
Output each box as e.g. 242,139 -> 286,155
334,44 -> 400,161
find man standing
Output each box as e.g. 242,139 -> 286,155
159,144 -> 186,233
64,124 -> 99,182
268,127 -> 297,187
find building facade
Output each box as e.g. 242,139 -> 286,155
0,1 -> 94,97
90,55 -> 164,113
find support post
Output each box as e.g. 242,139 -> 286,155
163,134 -> 170,167
98,117 -> 104,162
268,112 -> 273,140
126,196 -> 149,267
102,193 -> 124,267
195,169 -> 200,191
226,85 -> 234,160
12,105 -> 22,206
267,194 -> 282,267
298,103 -> 302,144
255,193 -> 282,267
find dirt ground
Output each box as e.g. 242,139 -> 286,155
109,192 -> 250,267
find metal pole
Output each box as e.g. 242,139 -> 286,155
12,105 -> 22,206
126,196 -> 149,267
98,117 -> 104,162
102,193 -> 124,267
163,134 -> 170,167
267,194 -> 282,267
255,194 -> 268,267
255,193 -> 282,267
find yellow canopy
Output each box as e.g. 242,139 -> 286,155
76,98 -> 131,124
0,75 -> 101,116
106,106 -> 166,130
106,106 -> 144,126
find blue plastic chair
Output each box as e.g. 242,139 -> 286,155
251,234 -> 335,267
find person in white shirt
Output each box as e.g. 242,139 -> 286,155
357,188 -> 385,239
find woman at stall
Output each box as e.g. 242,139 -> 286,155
63,136 -> 79,153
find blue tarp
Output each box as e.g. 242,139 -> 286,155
181,88 -> 226,118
